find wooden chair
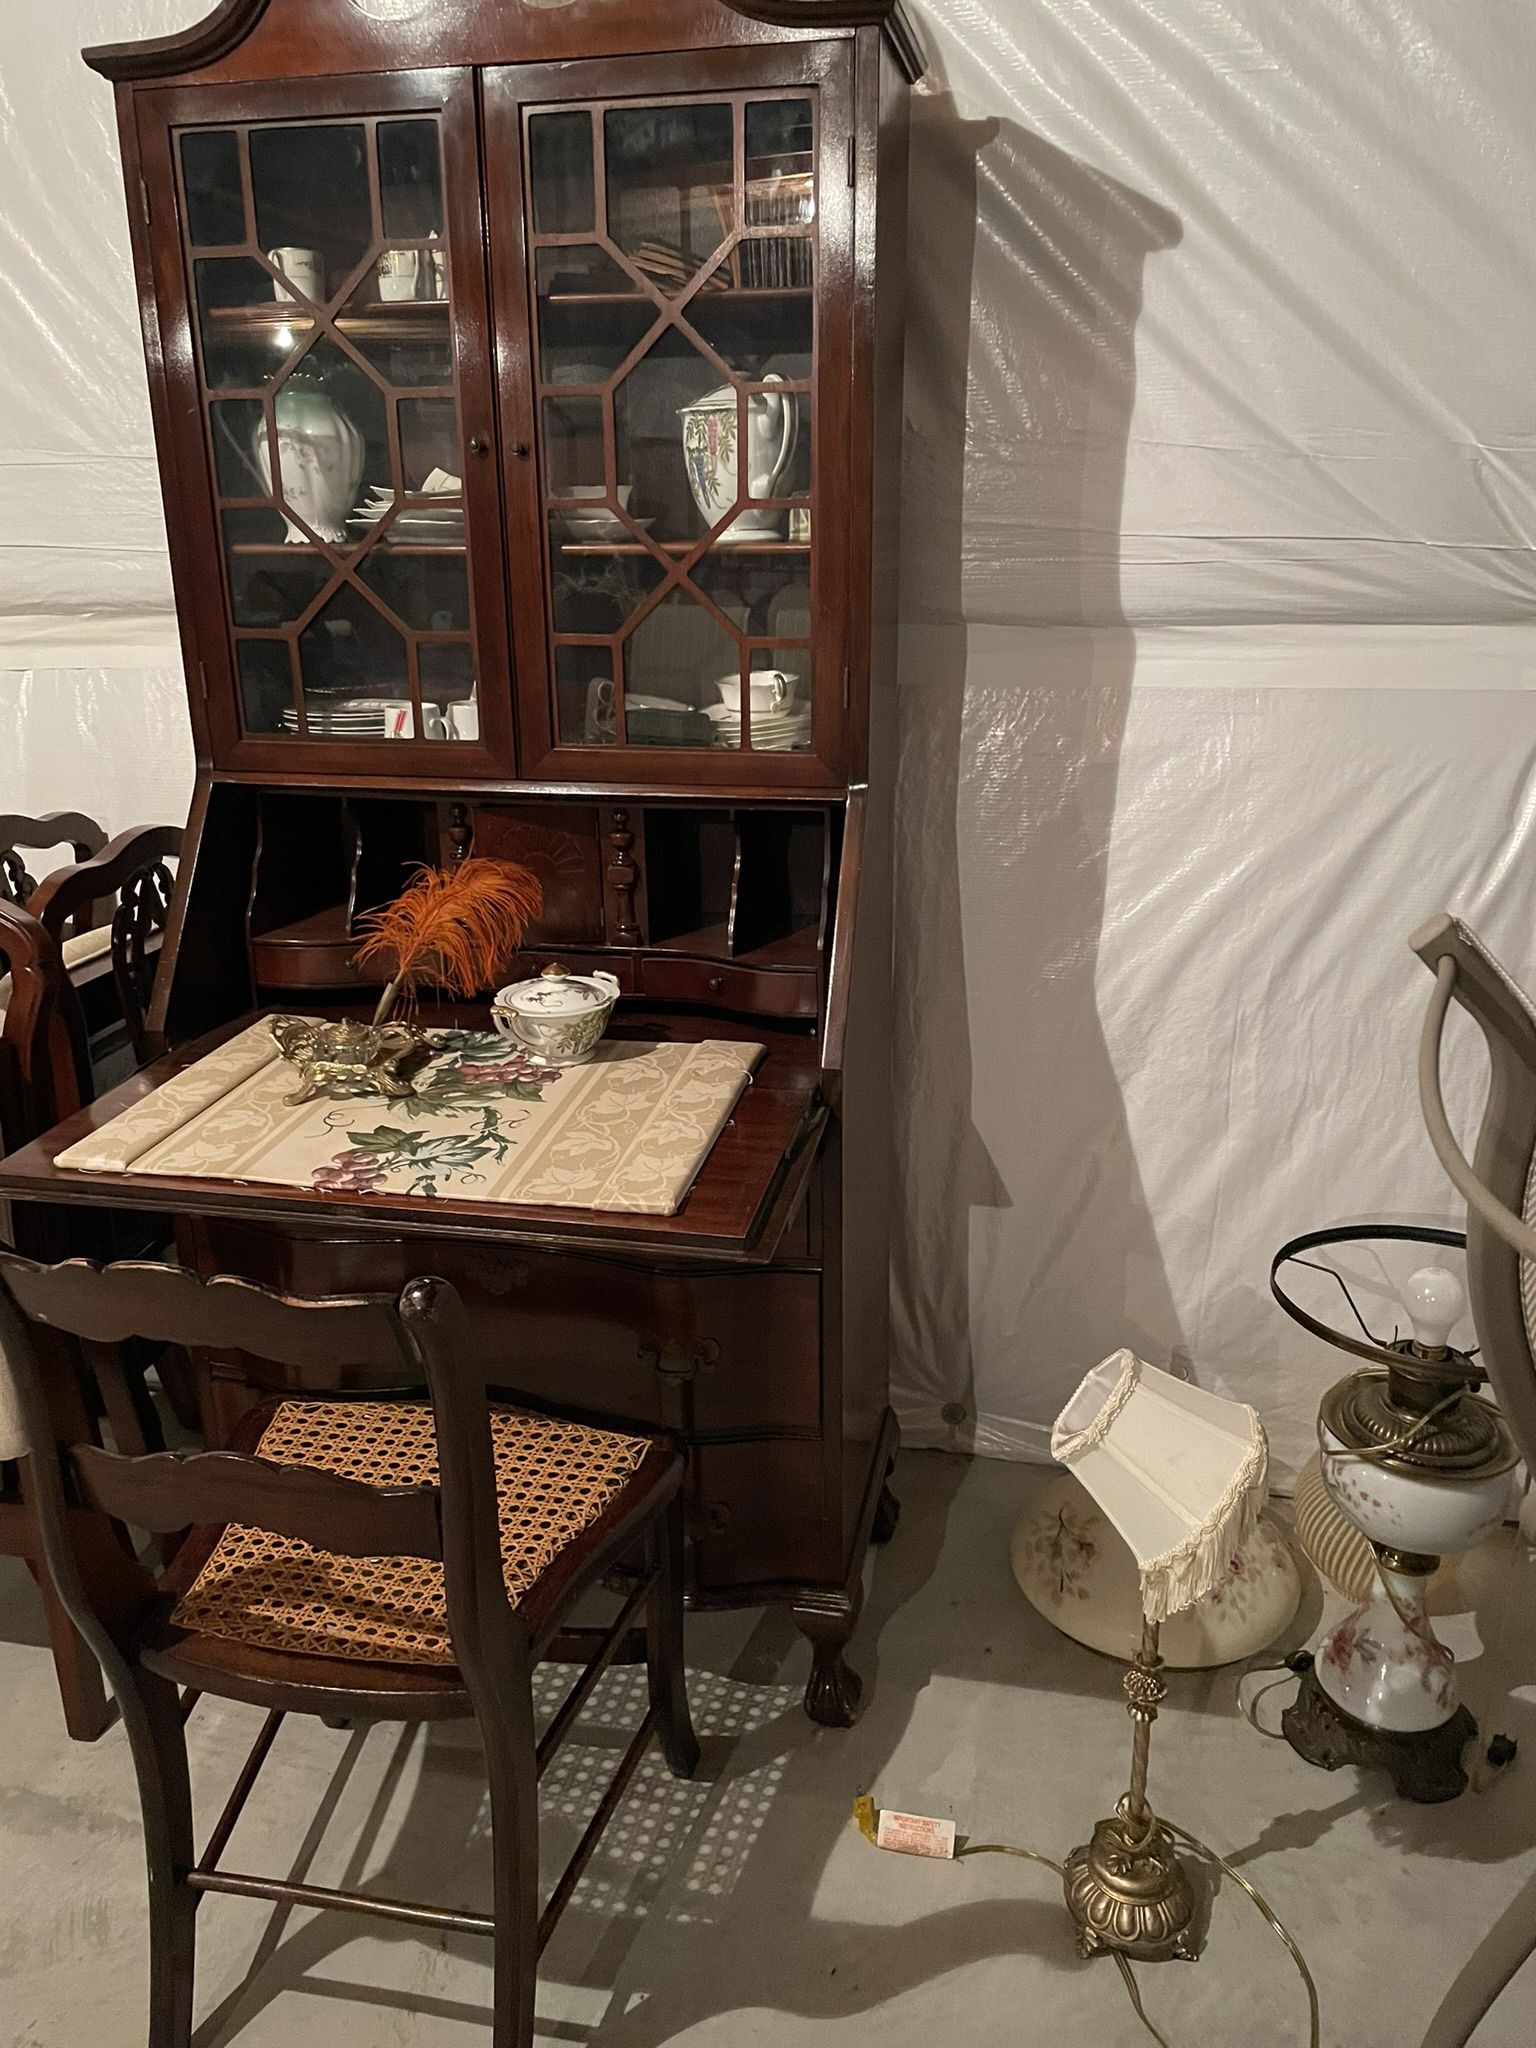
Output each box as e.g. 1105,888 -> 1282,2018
2,863 -> 198,1426
29,823 -> 183,1069
0,1254 -> 698,2048
0,810 -> 107,909
0,904 -> 128,1737
1,813 -> 116,1044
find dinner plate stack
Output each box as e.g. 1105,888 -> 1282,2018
705,702 -> 813,751
278,700 -> 396,738
348,467 -> 465,546
561,513 -> 654,544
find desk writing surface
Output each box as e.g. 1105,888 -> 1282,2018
0,1010 -> 825,1260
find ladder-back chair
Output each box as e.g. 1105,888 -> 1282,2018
0,1254 -> 697,2048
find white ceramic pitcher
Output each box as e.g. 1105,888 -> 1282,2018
679,373 -> 800,543
252,379 -> 365,544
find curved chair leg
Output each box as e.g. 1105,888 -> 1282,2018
119,1668 -> 196,2048
1419,1877 -> 1536,2048
647,1495 -> 700,1779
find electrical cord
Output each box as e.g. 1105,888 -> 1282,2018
853,1797 -> 1320,2047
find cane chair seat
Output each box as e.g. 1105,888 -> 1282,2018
172,1399 -> 652,1668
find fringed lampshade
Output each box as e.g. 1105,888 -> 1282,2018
1052,1351 -> 1270,1623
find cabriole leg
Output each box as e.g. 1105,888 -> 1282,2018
793,1593 -> 863,1728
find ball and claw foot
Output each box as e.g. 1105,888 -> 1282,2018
795,1601 -> 863,1728
804,1648 -> 863,1728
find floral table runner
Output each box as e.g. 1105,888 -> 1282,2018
56,1021 -> 763,1216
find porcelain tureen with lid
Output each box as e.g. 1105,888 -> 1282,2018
491,963 -> 620,1064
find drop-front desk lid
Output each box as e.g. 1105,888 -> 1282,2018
0,1010 -> 827,1264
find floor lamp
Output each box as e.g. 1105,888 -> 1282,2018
1052,1351 -> 1269,1962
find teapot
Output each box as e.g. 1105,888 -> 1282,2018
679,373 -> 800,543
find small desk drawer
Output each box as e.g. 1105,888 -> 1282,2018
639,954 -> 818,1019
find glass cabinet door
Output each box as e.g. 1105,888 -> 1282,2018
505,64 -> 848,778
168,81 -> 504,756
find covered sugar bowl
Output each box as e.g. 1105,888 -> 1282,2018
491,962 -> 620,1065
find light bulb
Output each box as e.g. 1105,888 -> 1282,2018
1402,1265 -> 1466,1353
273,324 -> 294,351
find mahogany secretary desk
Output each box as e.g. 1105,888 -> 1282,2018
63,0 -> 921,1723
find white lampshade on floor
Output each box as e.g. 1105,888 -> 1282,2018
1013,1473 -> 1302,1669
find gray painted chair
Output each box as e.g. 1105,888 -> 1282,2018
1412,912 -> 1536,2048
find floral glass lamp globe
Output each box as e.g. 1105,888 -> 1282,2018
1272,1241 -> 1518,1802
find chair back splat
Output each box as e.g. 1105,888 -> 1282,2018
28,823 -> 183,1065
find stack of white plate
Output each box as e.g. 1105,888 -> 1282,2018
349,474 -> 465,546
705,702 -> 812,751
561,513 -> 654,544
278,701 -> 395,738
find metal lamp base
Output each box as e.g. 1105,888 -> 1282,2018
1063,1809 -> 1197,1962
1282,1663 -> 1476,1804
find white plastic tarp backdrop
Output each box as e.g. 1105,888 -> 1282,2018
4,2 -> 1534,1480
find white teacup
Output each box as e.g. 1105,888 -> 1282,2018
716,668 -> 797,715
269,246 -> 324,302
377,248 -> 420,301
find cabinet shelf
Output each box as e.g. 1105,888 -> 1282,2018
544,286 -> 812,309
554,539 -> 809,557
229,540 -> 465,556
207,300 -> 451,340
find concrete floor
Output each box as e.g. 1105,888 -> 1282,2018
2,1451 -> 1534,2048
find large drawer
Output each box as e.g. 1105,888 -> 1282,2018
688,1437 -> 840,1593
189,1222 -> 822,1439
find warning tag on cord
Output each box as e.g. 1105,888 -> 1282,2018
875,1809 -> 957,1859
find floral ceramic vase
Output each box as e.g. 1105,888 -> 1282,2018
1011,1473 -> 1301,1669
1312,1413 -> 1511,1733
253,378 -> 365,544
1313,1567 -> 1459,1733
679,374 -> 799,542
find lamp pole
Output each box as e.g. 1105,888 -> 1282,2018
1063,1616 -> 1198,1963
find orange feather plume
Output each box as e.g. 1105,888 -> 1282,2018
354,859 -> 544,1021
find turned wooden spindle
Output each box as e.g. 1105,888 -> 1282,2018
606,808 -> 641,943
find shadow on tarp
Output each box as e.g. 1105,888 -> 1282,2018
892,87 -> 1187,1458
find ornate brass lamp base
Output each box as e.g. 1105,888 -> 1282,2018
1065,1617 -> 1200,1963
1063,1806 -> 1196,1962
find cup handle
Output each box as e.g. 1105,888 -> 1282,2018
765,373 -> 797,493
768,671 -> 790,708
